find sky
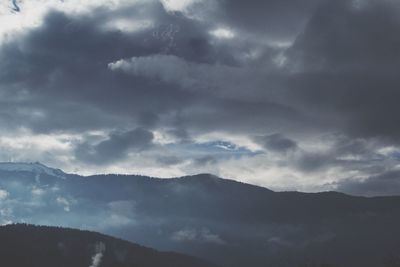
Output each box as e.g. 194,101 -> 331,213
0,0 -> 400,195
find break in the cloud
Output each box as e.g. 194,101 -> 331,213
0,0 -> 400,195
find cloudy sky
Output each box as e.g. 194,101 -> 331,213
1,0 -> 400,195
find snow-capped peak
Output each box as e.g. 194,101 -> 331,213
0,162 -> 65,178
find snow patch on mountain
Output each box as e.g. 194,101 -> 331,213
0,162 -> 66,178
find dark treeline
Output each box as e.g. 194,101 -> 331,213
0,224 -> 218,267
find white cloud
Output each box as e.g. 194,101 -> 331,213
103,18 -> 154,33
160,0 -> 200,12
210,27 -> 235,39
171,228 -> 197,242
0,220 -> 13,226
0,188 -> 9,200
101,213 -> 135,228
0,126 -> 394,194
171,228 -> 227,245
0,0 -> 144,44
0,129 -> 79,172
0,207 -> 12,216
56,196 -> 71,212
159,0 -> 217,21
31,186 -> 46,196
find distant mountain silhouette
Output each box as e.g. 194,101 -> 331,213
1,163 -> 400,266
0,224 -> 218,267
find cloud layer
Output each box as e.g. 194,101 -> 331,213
1,0 -> 400,195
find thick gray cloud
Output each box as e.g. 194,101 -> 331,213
0,4 -> 219,133
1,0 -> 400,195
287,0 -> 400,141
216,0 -> 320,41
255,133 -> 298,153
75,128 -> 154,165
293,137 -> 387,173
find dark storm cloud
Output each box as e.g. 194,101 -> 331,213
0,3 -> 222,133
75,128 -> 154,165
0,1 -> 300,137
294,151 -> 335,173
216,0 -> 320,41
289,0 -> 400,72
255,133 -> 298,153
287,0 -> 400,141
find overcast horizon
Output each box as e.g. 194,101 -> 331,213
1,0 -> 400,195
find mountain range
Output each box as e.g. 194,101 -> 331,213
0,162 -> 400,266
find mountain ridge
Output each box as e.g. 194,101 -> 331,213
0,162 -> 356,196
0,162 -> 66,178
1,162 -> 400,266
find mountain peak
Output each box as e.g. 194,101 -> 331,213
0,162 -> 65,178
177,173 -> 275,194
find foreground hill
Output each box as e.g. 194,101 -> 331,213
0,224 -> 218,267
1,163 -> 400,266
